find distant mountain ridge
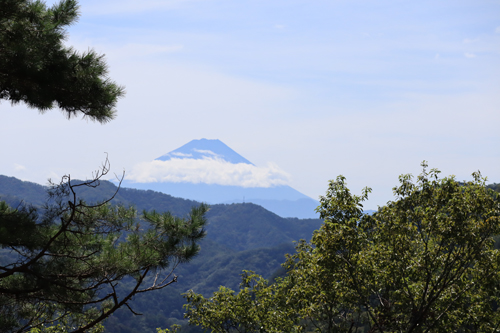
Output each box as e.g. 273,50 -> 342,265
0,175 -> 322,250
123,182 -> 311,202
122,138 -> 320,218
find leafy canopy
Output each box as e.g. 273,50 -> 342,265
184,271 -> 302,333
185,162 -> 500,333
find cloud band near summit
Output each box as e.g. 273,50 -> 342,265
125,157 -> 291,188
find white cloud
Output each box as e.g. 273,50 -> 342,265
192,149 -> 219,156
125,157 -> 291,188
14,164 -> 26,171
464,53 -> 476,58
47,171 -> 61,183
496,27 -> 500,34
171,152 -> 192,157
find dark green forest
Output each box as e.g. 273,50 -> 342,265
2,174 -> 499,332
0,175 -> 322,332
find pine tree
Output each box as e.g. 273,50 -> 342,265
0,160 -> 208,332
0,1 -> 208,331
0,0 -> 124,123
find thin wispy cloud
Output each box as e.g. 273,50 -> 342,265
110,44 -> 183,59
192,149 -> 220,157
126,157 -> 291,188
464,53 -> 476,58
14,164 -> 26,172
171,152 -> 192,157
83,0 -> 196,15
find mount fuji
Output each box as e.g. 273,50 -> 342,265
121,139 -> 319,218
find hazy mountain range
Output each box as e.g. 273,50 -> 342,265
0,174 -> 323,332
121,138 -> 320,218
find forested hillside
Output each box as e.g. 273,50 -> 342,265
2,175 -> 497,332
488,183 -> 500,193
0,175 -> 323,248
0,175 -> 199,217
0,175 -> 322,332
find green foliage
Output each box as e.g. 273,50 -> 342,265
26,311 -> 105,333
184,271 -> 303,333
0,0 -> 124,122
185,163 -> 500,333
156,324 -> 180,333
284,163 -> 500,332
0,164 -> 208,333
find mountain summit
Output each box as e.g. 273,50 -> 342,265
156,139 -> 254,165
122,139 -> 319,218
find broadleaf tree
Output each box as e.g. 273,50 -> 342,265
185,162 -> 500,333
184,270 -> 303,333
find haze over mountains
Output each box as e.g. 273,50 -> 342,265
122,138 -> 320,218
0,174 -> 323,332
1,166 -> 495,332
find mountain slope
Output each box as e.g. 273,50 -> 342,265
122,138 -> 320,218
206,203 -> 321,251
0,175 -> 321,332
0,175 -> 322,250
156,138 -> 254,165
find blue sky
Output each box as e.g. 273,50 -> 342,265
1,0 -> 499,209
